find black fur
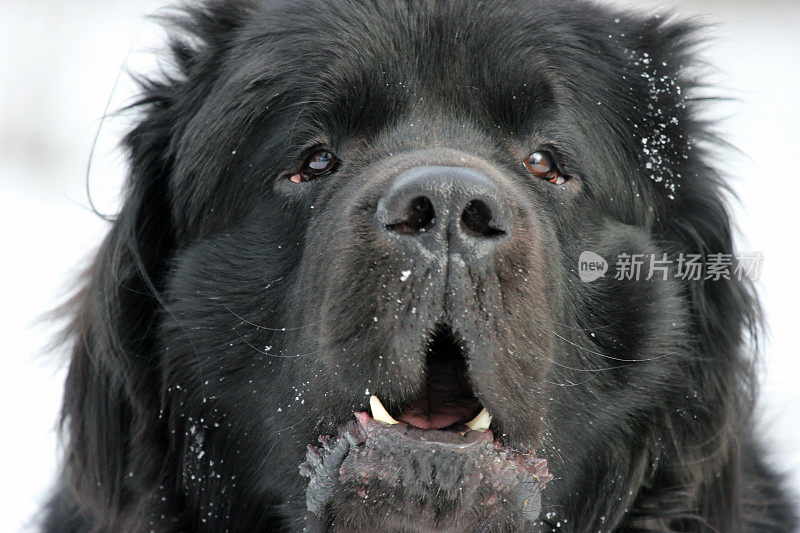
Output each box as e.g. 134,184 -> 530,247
43,0 -> 797,531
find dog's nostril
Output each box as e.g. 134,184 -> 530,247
461,199 -> 506,238
386,196 -> 436,235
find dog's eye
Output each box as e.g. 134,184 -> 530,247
289,150 -> 339,183
523,151 -> 566,185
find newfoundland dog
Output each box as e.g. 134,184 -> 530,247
43,0 -> 797,531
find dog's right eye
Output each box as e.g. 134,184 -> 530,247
289,150 -> 339,183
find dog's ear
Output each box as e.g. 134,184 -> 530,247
55,3 -> 253,523
619,14 -> 760,528
58,82 -> 180,523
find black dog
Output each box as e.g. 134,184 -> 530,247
43,0 -> 797,531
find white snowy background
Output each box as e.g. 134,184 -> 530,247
0,0 -> 798,530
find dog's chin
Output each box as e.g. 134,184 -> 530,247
299,326 -> 552,530
300,413 -> 551,531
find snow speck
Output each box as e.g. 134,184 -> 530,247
400,270 -> 411,282
626,48 -> 685,199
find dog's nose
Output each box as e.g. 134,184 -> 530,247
376,166 -> 509,258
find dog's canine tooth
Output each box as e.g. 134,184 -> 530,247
369,395 -> 400,425
465,408 -> 492,431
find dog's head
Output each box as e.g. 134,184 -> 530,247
60,1 -> 757,530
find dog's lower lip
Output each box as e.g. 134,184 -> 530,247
347,412 -> 554,485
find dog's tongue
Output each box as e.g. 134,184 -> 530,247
398,388 -> 481,430
398,403 -> 478,430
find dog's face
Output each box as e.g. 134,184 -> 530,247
87,1 -> 749,530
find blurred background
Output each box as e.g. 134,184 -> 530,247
1,0 -> 798,530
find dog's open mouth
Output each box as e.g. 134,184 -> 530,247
299,325 -> 552,527
373,324 -> 488,433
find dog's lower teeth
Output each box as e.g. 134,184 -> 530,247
370,395 -> 400,425
371,395 -> 490,430
465,408 -> 492,431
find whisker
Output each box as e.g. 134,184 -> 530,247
223,303 -> 323,332
552,332 -> 673,363
228,327 -> 324,358
536,351 -> 637,373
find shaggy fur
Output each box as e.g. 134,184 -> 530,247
43,0 -> 796,531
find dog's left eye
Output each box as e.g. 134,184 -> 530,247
523,151 -> 566,185
289,150 -> 339,183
